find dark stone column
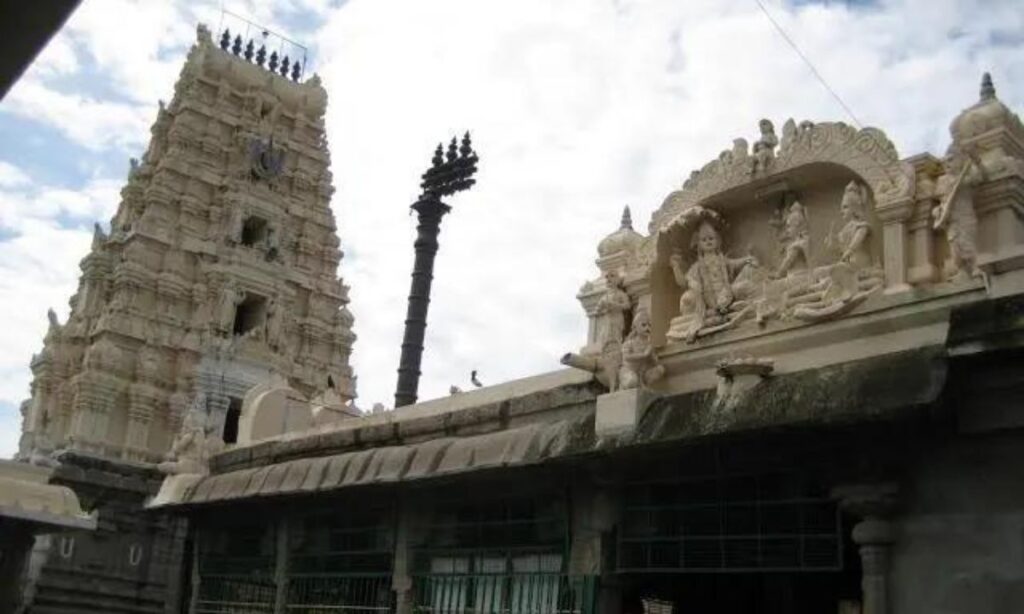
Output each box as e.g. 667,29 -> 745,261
395,197 -> 450,407
0,524 -> 35,613
834,483 -> 899,614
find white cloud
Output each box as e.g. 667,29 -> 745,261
2,80 -> 154,151
314,0 -> 1024,409
0,162 -> 30,188
0,167 -> 120,410
0,218 -> 95,404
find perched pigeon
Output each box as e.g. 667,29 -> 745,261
470,370 -> 483,388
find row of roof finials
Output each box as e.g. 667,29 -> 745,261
218,29 -> 303,82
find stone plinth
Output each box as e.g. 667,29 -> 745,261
595,388 -> 657,438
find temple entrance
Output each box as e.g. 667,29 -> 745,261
620,569 -> 860,614
615,442 -> 863,613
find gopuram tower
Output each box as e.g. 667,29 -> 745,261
15,23 -> 356,612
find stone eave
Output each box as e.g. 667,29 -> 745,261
210,368 -> 602,473
153,346 -> 947,510
628,345 -> 947,449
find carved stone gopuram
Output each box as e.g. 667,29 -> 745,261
18,24 -> 357,467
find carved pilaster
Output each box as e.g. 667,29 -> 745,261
876,198 -> 914,293
834,483 -> 899,614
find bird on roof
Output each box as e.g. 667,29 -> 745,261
470,370 -> 483,388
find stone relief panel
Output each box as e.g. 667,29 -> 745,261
645,167 -> 886,345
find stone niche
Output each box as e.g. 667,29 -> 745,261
233,292 -> 268,337
649,162 -> 883,346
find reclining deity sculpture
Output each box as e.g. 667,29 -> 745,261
791,181 -> 884,321
666,212 -> 763,343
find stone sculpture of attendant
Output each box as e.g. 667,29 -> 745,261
793,181 -> 883,322
773,201 -> 810,279
829,181 -> 874,271
158,394 -> 213,476
596,270 -> 631,346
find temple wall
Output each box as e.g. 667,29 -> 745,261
892,435 -> 1024,614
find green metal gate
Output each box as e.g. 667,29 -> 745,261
409,492 -> 596,614
412,573 -> 596,614
194,501 -> 396,613
617,444 -> 844,573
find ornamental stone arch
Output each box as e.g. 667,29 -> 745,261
647,121 -> 914,237
635,120 -> 918,344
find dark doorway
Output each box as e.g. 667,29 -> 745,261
233,294 -> 267,337
222,397 -> 242,444
621,570 -> 860,614
240,216 -> 269,247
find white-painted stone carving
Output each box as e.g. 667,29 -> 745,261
666,209 -> 762,343
619,308 -> 664,390
595,270 -> 631,349
157,393 -> 220,476
933,153 -> 984,283
792,181 -> 884,321
751,119 -> 779,175
772,201 -> 810,280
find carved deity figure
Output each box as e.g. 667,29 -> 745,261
265,297 -> 284,350
793,181 -> 883,321
619,308 -> 665,390
227,203 -> 246,244
158,393 -> 221,476
595,270 -> 631,347
215,281 -> 241,334
668,220 -> 760,343
830,181 -> 874,270
751,119 -> 778,174
933,152 -> 984,283
167,380 -> 191,434
773,201 -> 810,279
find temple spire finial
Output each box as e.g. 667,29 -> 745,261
980,72 -> 995,101
620,206 -> 633,230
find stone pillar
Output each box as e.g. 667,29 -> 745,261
188,528 -> 201,614
273,518 -> 290,614
568,471 -> 621,614
853,517 -> 896,614
834,483 -> 899,614
907,211 -> 939,285
393,494 -> 421,614
876,200 -> 914,294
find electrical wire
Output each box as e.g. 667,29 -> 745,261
753,0 -> 864,128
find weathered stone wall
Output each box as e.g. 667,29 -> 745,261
23,453 -> 188,614
892,435 -> 1024,614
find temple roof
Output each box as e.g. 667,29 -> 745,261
152,345 -> 945,509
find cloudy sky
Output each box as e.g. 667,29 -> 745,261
1,0 -> 1022,457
